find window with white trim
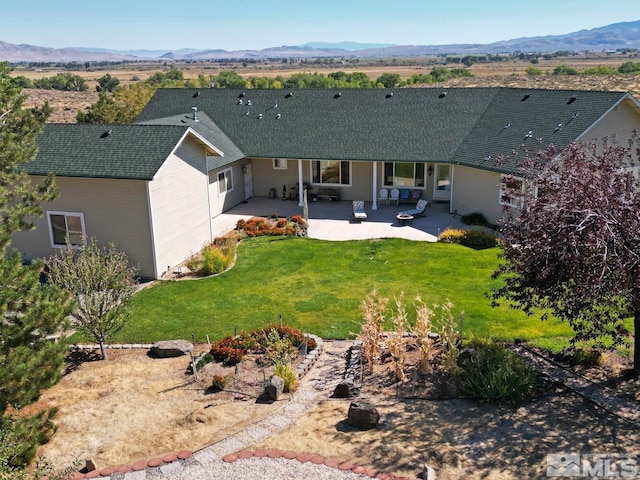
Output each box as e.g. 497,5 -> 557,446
47,212 -> 86,248
273,158 -> 287,170
499,175 -> 525,208
217,168 -> 233,195
383,162 -> 425,187
311,160 -> 350,185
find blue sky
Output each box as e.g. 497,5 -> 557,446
2,0 -> 638,51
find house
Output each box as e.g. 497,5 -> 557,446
13,87 -> 640,279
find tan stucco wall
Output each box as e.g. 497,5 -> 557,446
149,139 -> 212,278
11,176 -> 156,278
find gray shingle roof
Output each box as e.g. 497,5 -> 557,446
136,87 -> 629,173
27,124 -> 195,180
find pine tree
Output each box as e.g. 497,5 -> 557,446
0,62 -> 73,470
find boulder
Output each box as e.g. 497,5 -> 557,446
150,339 -> 194,358
265,375 -> 285,401
331,381 -> 360,398
347,401 -> 380,430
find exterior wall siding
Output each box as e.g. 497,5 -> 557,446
149,139 -> 212,278
11,176 -> 155,278
580,99 -> 640,145
451,166 -> 504,223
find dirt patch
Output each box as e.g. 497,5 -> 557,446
31,342 -> 640,479
260,346 -> 640,480
32,347 -> 287,470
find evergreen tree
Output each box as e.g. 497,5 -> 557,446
0,62 -> 73,470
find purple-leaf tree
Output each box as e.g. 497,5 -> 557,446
491,134 -> 640,374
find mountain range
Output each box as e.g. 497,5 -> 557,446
1,20 -> 639,63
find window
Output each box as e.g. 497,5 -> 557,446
383,162 -> 425,187
499,175 -> 525,208
273,158 -> 287,170
47,212 -> 86,248
311,160 -> 350,185
217,168 -> 233,195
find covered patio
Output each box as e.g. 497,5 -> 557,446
211,197 -> 468,242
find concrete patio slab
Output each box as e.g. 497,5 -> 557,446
211,197 -> 467,242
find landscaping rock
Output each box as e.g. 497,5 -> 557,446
332,381 -> 360,398
150,340 -> 194,358
347,401 -> 380,430
265,375 -> 285,401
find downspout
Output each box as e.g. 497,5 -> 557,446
298,159 -> 304,206
205,154 -> 213,243
372,161 -> 378,210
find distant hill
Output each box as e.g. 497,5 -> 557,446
1,20 -> 639,63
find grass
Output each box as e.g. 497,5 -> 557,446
103,236 -> 574,348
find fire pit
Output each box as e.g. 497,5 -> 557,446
396,213 -> 414,226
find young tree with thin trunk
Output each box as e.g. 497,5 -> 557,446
47,238 -> 139,360
491,136 -> 640,374
0,62 -> 74,471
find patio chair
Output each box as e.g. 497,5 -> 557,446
352,200 -> 368,221
399,188 -> 411,203
378,188 -> 389,205
399,199 -> 429,217
411,189 -> 421,203
389,188 -> 400,205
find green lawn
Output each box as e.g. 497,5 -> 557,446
108,236 -> 573,349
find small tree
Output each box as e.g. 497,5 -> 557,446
491,137 -> 640,373
47,238 -> 139,360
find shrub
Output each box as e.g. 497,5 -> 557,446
210,335 -> 245,365
210,374 -> 232,391
263,329 -> 298,365
460,229 -> 498,250
460,212 -> 488,226
438,228 -> 498,250
458,338 -> 542,405
525,66 -> 543,76
273,363 -> 299,392
438,228 -> 467,244
196,352 -> 215,370
200,246 -> 231,276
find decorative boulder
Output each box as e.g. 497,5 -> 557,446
347,401 -> 380,430
150,340 -> 194,358
265,375 -> 285,401
332,381 -> 360,398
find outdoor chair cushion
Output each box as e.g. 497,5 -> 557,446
399,199 -> 429,217
352,200 -> 368,220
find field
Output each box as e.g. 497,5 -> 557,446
19,53 -> 640,123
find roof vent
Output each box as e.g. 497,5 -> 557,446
522,93 -> 531,101
247,100 -> 252,106
237,99 -> 243,105
334,92 -> 342,98
276,113 -> 281,119
285,92 -> 293,98
193,91 -> 200,98
238,92 -> 246,98
100,129 -> 112,138
524,130 -> 533,140
439,92 -> 447,98
191,106 -> 199,122
257,113 -> 262,119
386,92 -> 394,98
554,123 -> 563,133
567,95 -> 577,104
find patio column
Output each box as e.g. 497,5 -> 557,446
298,159 -> 304,206
372,161 -> 378,210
